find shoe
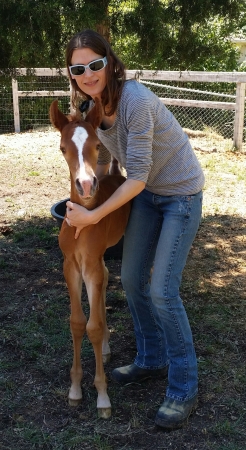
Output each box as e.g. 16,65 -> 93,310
155,395 -> 198,430
111,363 -> 168,385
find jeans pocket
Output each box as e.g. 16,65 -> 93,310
178,191 -> 202,219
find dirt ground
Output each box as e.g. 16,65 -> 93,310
0,129 -> 245,449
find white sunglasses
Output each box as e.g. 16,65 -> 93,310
69,56 -> 107,76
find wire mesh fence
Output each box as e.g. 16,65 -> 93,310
0,71 -> 245,152
18,75 -> 70,131
0,73 -> 70,133
143,79 -> 236,138
0,76 -> 14,133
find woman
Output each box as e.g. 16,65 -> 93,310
65,29 -> 205,430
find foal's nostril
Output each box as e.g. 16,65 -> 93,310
93,176 -> 98,189
75,178 -> 84,195
76,178 -> 81,189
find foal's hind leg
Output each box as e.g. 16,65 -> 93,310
63,258 -> 86,406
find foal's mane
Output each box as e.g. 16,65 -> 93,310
66,111 -> 82,123
61,97 -> 102,130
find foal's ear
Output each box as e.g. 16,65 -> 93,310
49,100 -> 70,132
84,97 -> 102,130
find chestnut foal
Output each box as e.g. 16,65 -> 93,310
49,99 -> 131,418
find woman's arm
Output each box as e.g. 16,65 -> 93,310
66,178 -> 145,239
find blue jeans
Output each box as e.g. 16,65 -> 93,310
121,189 -> 203,402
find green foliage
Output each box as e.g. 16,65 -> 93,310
0,0 -> 245,71
111,1 -> 243,70
0,0 -> 111,68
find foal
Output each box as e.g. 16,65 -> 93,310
49,99 -> 131,418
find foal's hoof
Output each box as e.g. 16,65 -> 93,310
68,397 -> 82,407
102,353 -> 111,364
98,407 -> 111,419
68,386 -> 82,406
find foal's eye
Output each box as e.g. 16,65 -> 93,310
96,143 -> 100,151
60,146 -> 66,154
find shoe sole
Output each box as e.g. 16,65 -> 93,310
155,401 -> 198,430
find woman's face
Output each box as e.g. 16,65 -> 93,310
70,48 -> 107,100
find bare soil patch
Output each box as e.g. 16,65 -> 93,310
0,129 -> 245,450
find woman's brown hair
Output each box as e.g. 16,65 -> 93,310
66,29 -> 126,116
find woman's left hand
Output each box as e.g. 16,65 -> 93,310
66,201 -> 97,239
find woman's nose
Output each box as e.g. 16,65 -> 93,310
84,67 -> 93,76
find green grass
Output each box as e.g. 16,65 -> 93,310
13,225 -> 58,244
28,171 -> 40,176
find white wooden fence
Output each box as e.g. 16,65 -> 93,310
11,69 -> 246,151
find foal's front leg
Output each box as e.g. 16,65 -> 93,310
102,264 -> 111,364
63,258 -> 86,406
84,260 -> 111,419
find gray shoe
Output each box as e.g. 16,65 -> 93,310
155,395 -> 198,429
111,363 -> 168,385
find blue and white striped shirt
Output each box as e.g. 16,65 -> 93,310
97,80 -> 205,196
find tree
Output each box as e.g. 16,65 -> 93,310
0,0 -> 112,69
0,0 -> 245,71
111,0 -> 245,70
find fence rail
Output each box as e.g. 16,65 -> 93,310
1,69 -> 246,151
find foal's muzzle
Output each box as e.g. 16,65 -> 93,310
75,176 -> 98,198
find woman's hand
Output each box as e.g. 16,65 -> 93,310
66,201 -> 99,239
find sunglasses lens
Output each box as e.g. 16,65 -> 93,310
71,65 -> 85,76
89,59 -> 105,72
70,58 -> 106,76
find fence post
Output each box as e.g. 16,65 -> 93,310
12,78 -> 20,132
233,82 -> 245,151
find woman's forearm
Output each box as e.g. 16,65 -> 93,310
93,178 -> 145,223
66,178 -> 145,233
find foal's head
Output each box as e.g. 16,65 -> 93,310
50,99 -> 102,198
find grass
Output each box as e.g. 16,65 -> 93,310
0,130 -> 245,449
13,225 -> 59,243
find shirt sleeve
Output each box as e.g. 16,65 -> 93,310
124,93 -> 155,183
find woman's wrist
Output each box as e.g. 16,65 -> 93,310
91,179 -> 145,225
91,206 -> 104,224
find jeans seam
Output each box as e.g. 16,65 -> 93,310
165,296 -> 189,395
163,217 -> 191,394
164,195 -> 195,297
138,214 -> 164,367
140,215 -> 162,295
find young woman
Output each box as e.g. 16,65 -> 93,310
65,29 -> 205,430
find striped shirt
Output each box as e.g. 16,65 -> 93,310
97,80 -> 205,196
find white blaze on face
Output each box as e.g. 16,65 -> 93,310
71,126 -> 90,182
